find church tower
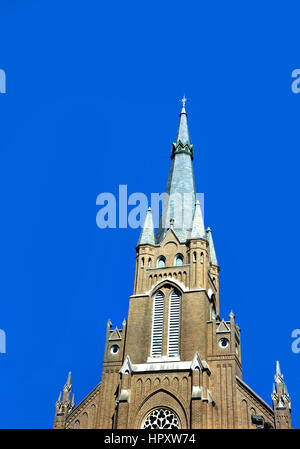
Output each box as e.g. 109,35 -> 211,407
53,101 -> 293,429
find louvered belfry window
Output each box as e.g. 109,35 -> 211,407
168,289 -> 181,356
151,290 -> 165,357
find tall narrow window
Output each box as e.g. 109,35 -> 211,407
168,289 -> 181,356
151,291 -> 165,357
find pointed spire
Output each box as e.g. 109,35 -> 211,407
206,227 -> 218,266
157,100 -> 196,243
190,200 -> 206,239
66,371 -> 71,387
276,360 -> 281,376
273,361 -> 292,412
62,371 -> 72,404
176,96 -> 190,145
275,360 -> 284,384
137,207 -> 155,246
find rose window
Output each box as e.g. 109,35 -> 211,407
142,408 -> 181,429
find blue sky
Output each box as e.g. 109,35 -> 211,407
0,1 -> 299,429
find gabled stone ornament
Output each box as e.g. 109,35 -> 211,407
277,398 -> 286,410
109,327 -> 122,341
216,320 -> 230,333
159,223 -> 181,246
137,207 -> 156,246
191,351 -> 204,371
120,355 -> 133,375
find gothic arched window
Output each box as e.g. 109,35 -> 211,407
151,290 -> 165,357
168,289 -> 181,356
157,256 -> 166,268
175,254 -> 183,266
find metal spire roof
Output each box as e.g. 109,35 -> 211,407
137,207 -> 155,246
176,95 -> 190,145
276,360 -> 282,376
190,200 -> 206,239
156,98 -> 196,243
206,227 -> 218,266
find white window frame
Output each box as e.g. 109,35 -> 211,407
168,289 -> 181,356
151,291 -> 165,357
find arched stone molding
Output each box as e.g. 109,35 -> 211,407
133,388 -> 188,429
146,278 -> 187,296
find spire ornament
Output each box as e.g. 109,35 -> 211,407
180,95 -> 188,113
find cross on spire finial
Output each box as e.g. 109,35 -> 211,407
180,95 -> 188,113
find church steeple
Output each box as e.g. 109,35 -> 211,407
137,207 -> 155,246
156,98 -> 196,243
272,361 -> 292,428
53,372 -> 75,429
176,95 -> 190,146
53,99 -> 294,430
